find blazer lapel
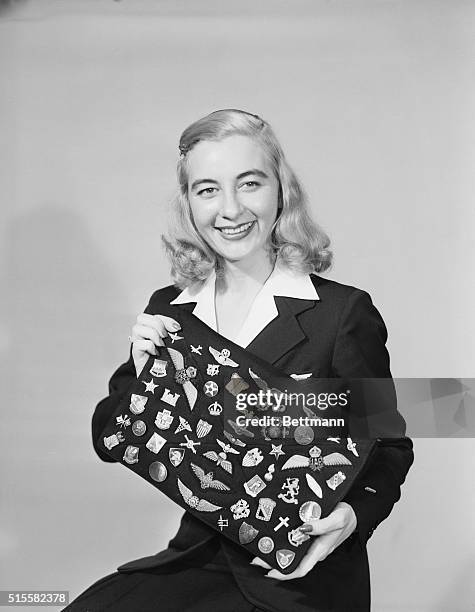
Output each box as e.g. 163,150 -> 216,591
173,297 -> 317,365
242,296 -> 317,365
174,302 -> 196,314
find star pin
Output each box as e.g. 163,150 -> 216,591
143,379 -> 159,394
270,444 -> 285,460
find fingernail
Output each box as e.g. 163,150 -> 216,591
299,524 -> 312,533
171,322 -> 181,330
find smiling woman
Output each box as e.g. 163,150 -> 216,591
188,135 -> 280,263
162,109 -> 332,289
64,109 -> 413,612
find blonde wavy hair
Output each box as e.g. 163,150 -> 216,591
161,109 -> 332,289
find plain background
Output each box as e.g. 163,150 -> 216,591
1,1 -> 474,610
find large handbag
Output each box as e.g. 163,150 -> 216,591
99,308 -> 377,573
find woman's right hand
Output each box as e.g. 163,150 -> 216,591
130,313 -> 181,377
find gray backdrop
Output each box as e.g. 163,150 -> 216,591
1,1 -> 474,610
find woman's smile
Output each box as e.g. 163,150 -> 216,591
215,220 -> 256,239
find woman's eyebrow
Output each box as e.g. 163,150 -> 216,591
236,169 -> 269,181
191,178 -> 218,191
191,169 -> 269,191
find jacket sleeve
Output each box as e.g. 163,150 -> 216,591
91,290 -> 161,462
332,289 -> 414,545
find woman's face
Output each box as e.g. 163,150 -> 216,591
186,134 -> 280,265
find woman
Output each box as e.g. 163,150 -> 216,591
65,109 -> 413,611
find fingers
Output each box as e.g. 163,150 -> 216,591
131,338 -> 159,357
136,314 -> 167,339
299,512 -> 343,537
250,557 -> 272,570
137,313 -> 181,335
266,559 -> 318,581
129,313 -> 181,377
299,518 -> 338,537
299,503 -> 356,537
266,568 -> 300,581
131,314 -> 181,347
264,507 -> 356,582
131,323 -> 164,347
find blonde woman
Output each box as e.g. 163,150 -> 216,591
65,109 -> 413,612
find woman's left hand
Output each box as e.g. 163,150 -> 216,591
250,502 -> 357,581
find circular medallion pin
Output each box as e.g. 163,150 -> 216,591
299,500 -> 322,522
132,420 -> 146,436
258,536 -> 275,554
203,381 -> 219,397
293,425 -> 314,445
267,425 -> 282,439
149,461 -> 168,483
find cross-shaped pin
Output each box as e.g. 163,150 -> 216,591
190,344 -> 202,354
274,516 -> 290,532
179,435 -> 201,454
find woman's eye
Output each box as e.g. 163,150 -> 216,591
241,181 -> 260,190
197,187 -> 217,197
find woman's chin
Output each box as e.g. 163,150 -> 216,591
208,235 -> 257,261
215,244 -> 261,264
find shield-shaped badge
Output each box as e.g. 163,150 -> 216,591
150,359 -> 168,377
155,408 -> 174,430
238,522 -> 259,544
242,448 -> 264,467
276,549 -> 295,570
243,475 -> 266,498
130,394 -> 147,415
196,419 -> 212,439
169,447 -> 185,467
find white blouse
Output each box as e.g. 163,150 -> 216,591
169,260 -> 320,349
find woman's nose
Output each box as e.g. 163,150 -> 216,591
220,189 -> 243,219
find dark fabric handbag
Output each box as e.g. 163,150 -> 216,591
99,308 -> 376,573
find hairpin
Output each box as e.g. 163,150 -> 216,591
178,143 -> 189,157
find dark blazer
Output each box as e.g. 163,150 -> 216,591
91,274 -> 414,612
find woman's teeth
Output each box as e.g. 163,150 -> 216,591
218,221 -> 254,235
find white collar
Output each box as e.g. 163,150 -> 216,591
169,260 -> 319,348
